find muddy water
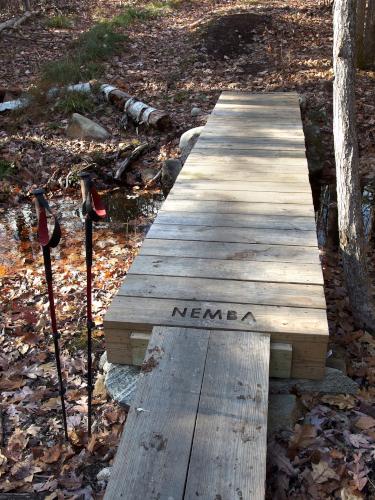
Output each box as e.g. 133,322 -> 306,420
315,182 -> 375,248
0,190 -> 163,276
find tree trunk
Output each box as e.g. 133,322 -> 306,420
333,0 -> 375,332
364,0 -> 375,66
356,0 -> 366,67
22,0 -> 31,11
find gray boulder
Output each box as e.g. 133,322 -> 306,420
104,363 -> 139,409
97,467 -> 112,482
179,126 -> 204,152
161,158 -> 183,193
66,113 -> 110,140
269,367 -> 359,395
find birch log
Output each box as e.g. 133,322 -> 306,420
101,84 -> 171,130
333,0 -> 375,332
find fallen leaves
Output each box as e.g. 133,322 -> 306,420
311,460 -> 340,483
321,394 -> 357,410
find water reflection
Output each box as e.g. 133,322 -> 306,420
315,182 -> 375,248
0,189 -> 163,274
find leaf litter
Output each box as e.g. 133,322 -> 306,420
0,0 -> 375,498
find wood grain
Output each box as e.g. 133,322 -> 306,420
104,326 -> 210,500
185,330 -> 270,500
168,188 -> 312,204
156,211 -> 316,230
172,179 -> 311,192
129,255 -> 324,285
140,239 -> 321,264
147,224 -> 318,247
105,296 -> 329,338
161,198 -> 315,217
119,274 -> 327,309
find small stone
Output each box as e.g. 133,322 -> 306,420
97,467 -> 112,482
66,113 -> 110,140
269,367 -> 359,395
191,107 -> 202,117
268,394 -> 301,434
105,364 -> 140,409
161,159 -> 183,193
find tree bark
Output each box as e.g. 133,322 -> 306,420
356,0 -> 366,67
333,0 -> 375,332
22,0 -> 31,11
364,0 -> 375,66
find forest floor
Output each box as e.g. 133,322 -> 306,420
1,0 -> 375,498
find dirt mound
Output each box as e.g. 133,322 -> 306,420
199,12 -> 270,59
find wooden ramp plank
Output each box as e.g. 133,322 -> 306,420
119,274 -> 327,309
129,255 -> 324,285
104,327 -> 210,500
185,330 -> 270,500
140,239 -> 321,264
146,224 -> 318,247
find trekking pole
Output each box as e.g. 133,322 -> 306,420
78,173 -> 107,437
33,188 -> 69,442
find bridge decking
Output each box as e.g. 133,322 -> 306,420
104,91 -> 329,379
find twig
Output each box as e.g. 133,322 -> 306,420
145,168 -> 162,188
115,143 -> 149,181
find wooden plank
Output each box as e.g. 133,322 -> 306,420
129,255 -> 323,285
270,343 -> 293,378
118,274 -> 327,309
161,198 -> 315,217
168,188 -> 312,204
202,126 -> 305,139
178,169 -> 309,183
140,239 -> 321,264
147,224 -> 318,247
195,136 -> 305,151
185,155 -> 308,167
184,330 -> 269,500
172,180 -> 311,193
105,327 -> 327,379
156,212 -> 316,231
105,296 -> 329,338
189,148 -> 307,160
104,326 -> 210,500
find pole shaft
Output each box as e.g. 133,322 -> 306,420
42,246 -> 69,441
85,218 -> 93,437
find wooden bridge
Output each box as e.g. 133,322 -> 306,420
104,92 -> 329,499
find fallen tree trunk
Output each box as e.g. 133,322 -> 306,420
0,10 -> 33,34
0,81 -> 171,131
101,84 -> 171,130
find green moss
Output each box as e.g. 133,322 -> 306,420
56,91 -> 96,114
40,23 -> 124,86
0,159 -> 14,179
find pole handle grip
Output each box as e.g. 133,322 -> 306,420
33,188 -> 61,248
